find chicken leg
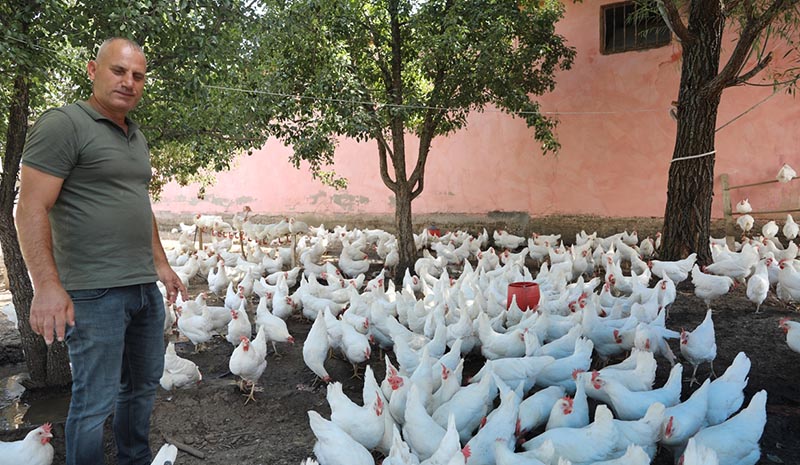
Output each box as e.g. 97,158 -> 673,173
350,363 -> 363,380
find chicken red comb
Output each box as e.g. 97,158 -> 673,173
462,445 -> 471,459
42,423 -> 52,434
779,317 -> 790,327
591,371 -> 600,381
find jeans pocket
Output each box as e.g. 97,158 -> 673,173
68,288 -> 110,302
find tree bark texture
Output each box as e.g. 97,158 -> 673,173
660,0 -> 725,264
1,74 -> 72,388
394,183 -> 417,278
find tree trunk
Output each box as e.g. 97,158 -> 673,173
394,183 -> 417,278
660,0 -> 725,265
1,74 -> 72,389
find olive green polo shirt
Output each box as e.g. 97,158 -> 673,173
21,101 -> 158,290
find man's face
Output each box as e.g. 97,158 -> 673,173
87,40 -> 147,116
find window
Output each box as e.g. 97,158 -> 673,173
601,2 -> 671,54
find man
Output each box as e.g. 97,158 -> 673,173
16,37 -> 186,465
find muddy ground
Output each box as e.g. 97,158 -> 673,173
1,217 -> 799,465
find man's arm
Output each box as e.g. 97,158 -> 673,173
15,165 -> 73,344
152,213 -> 187,304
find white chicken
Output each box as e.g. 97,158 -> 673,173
308,410 -> 374,465
303,310 -> 332,383
746,259 -> 770,313
517,385 -> 566,436
463,390 -> 520,465
477,313 -> 526,360
328,382 -> 385,450
341,321 -> 372,377
660,379 -> 710,450
432,374 -> 497,444
595,363 -> 683,420
706,352 -> 750,426
783,214 -> 799,240
160,342 -> 202,390
691,265 -> 735,309
535,337 -> 594,393
777,259 -> 800,303
649,253 -> 696,284
776,162 -> 797,183
175,301 -> 213,351
226,302 -> 252,347
762,220 -> 779,239
493,230 -> 527,250
206,258 -> 230,296
404,385 -> 447,461
688,390 -> 767,465
0,423 -> 54,465
255,299 -> 295,355
545,378 -> 589,430
736,214 -> 755,234
779,318 -> 800,353
339,245 -> 371,278
680,309 -> 717,385
735,199 -> 752,214
610,401 -> 665,460
521,404 -> 618,464
223,282 -> 246,310
229,326 -> 268,404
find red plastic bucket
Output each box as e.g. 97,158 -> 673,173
507,282 -> 540,311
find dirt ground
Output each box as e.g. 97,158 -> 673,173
1,218 -> 799,465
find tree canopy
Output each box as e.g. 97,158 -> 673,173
250,0 -> 576,272
0,0 -> 270,387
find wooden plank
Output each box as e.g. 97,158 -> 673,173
731,208 -> 800,215
721,174 -> 735,249
729,176 -> 798,190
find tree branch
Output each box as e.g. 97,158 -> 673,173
708,0 -> 799,91
731,52 -> 773,87
375,131 -> 397,190
360,13 -> 392,87
658,0 -> 692,43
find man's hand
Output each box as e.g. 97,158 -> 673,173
157,263 -> 187,305
29,284 -> 74,345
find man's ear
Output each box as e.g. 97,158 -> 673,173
87,60 -> 97,81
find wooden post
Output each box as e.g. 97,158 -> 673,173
720,174 -> 735,249
291,233 -> 297,268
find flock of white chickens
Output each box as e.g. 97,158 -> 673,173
141,193 -> 800,465
2,163 -> 798,465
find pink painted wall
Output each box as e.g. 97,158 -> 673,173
154,0 -> 800,219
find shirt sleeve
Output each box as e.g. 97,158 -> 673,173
21,108 -> 80,179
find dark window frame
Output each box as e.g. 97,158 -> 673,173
600,1 -> 672,54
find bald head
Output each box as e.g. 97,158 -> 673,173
96,38 -> 145,64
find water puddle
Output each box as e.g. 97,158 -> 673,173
0,364 -> 70,430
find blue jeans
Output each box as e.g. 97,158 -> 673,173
65,283 -> 165,465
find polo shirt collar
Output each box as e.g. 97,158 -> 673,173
76,100 -> 139,134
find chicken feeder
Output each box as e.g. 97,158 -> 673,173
507,282 -> 540,311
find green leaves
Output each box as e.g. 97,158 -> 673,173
257,0 -> 574,166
